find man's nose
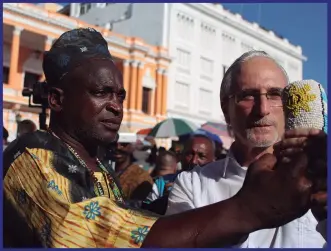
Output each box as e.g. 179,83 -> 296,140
106,99 -> 121,115
255,95 -> 271,117
191,155 -> 199,165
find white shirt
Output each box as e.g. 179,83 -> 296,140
166,151 -> 325,248
146,183 -> 160,202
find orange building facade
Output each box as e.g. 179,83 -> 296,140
3,3 -> 171,142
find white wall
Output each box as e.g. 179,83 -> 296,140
72,3 -> 305,127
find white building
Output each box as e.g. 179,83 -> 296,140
64,3 -> 306,126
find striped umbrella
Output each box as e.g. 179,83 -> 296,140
136,128 -> 152,135
149,118 -> 198,138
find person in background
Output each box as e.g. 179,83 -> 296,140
145,136 -> 158,175
166,51 -> 325,247
144,135 -> 216,215
169,144 -> 183,171
181,134 -> 216,171
152,151 -> 178,178
115,133 -> 154,201
3,126 -> 9,150
143,151 -> 178,214
17,119 -> 37,138
133,139 -> 153,172
215,141 -> 227,160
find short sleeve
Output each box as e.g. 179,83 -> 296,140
166,171 -> 195,215
146,183 -> 160,203
4,148 -> 158,248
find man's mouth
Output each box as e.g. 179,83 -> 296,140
114,153 -> 124,158
100,120 -> 121,130
252,125 -> 272,127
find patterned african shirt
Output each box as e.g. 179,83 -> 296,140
117,164 -> 154,201
3,131 -> 158,248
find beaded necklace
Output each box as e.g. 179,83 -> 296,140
48,129 -> 124,203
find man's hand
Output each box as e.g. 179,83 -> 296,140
273,128 -> 327,222
274,128 -> 326,161
235,153 -> 313,230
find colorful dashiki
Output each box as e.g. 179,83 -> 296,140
3,131 -> 158,248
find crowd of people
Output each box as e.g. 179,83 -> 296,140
3,119 -> 37,150
3,28 -> 327,248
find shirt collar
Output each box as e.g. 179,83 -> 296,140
222,143 -> 248,178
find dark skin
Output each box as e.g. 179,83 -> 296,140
182,136 -> 216,171
49,58 -> 125,171
155,152 -> 177,177
47,58 -> 318,247
114,142 -> 133,174
274,128 -> 327,222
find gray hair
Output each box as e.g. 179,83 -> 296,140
220,50 -> 289,101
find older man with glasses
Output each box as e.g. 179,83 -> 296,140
166,51 -> 325,248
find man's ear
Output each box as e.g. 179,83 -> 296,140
48,87 -> 64,112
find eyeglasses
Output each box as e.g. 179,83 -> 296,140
228,88 -> 283,108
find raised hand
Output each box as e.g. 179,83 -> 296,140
235,153 -> 313,230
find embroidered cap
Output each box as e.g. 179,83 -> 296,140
43,28 -> 112,86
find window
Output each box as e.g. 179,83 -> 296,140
199,89 -> 212,113
176,12 -> 194,40
222,32 -> 237,63
3,67 -> 9,84
200,22 -> 216,50
142,87 -> 151,114
200,57 -> 214,75
80,5 -> 85,15
174,81 -> 189,107
176,48 -> 191,73
80,3 -> 91,15
24,72 -> 41,89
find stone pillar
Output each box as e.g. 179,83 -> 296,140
150,87 -> 155,116
8,26 -> 23,89
155,68 -> 163,116
161,70 -> 168,115
122,59 -> 131,109
136,62 -> 145,111
128,60 -> 139,111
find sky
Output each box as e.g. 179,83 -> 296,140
222,3 -> 328,90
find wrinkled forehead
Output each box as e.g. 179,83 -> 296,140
232,57 -> 288,93
189,137 -> 212,151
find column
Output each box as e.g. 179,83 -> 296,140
122,60 -> 131,109
154,68 -> 163,116
44,36 -> 54,52
161,70 -> 168,115
40,36 -> 54,81
8,26 -> 23,89
136,62 -> 145,111
150,87 -> 155,116
128,60 -> 139,111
